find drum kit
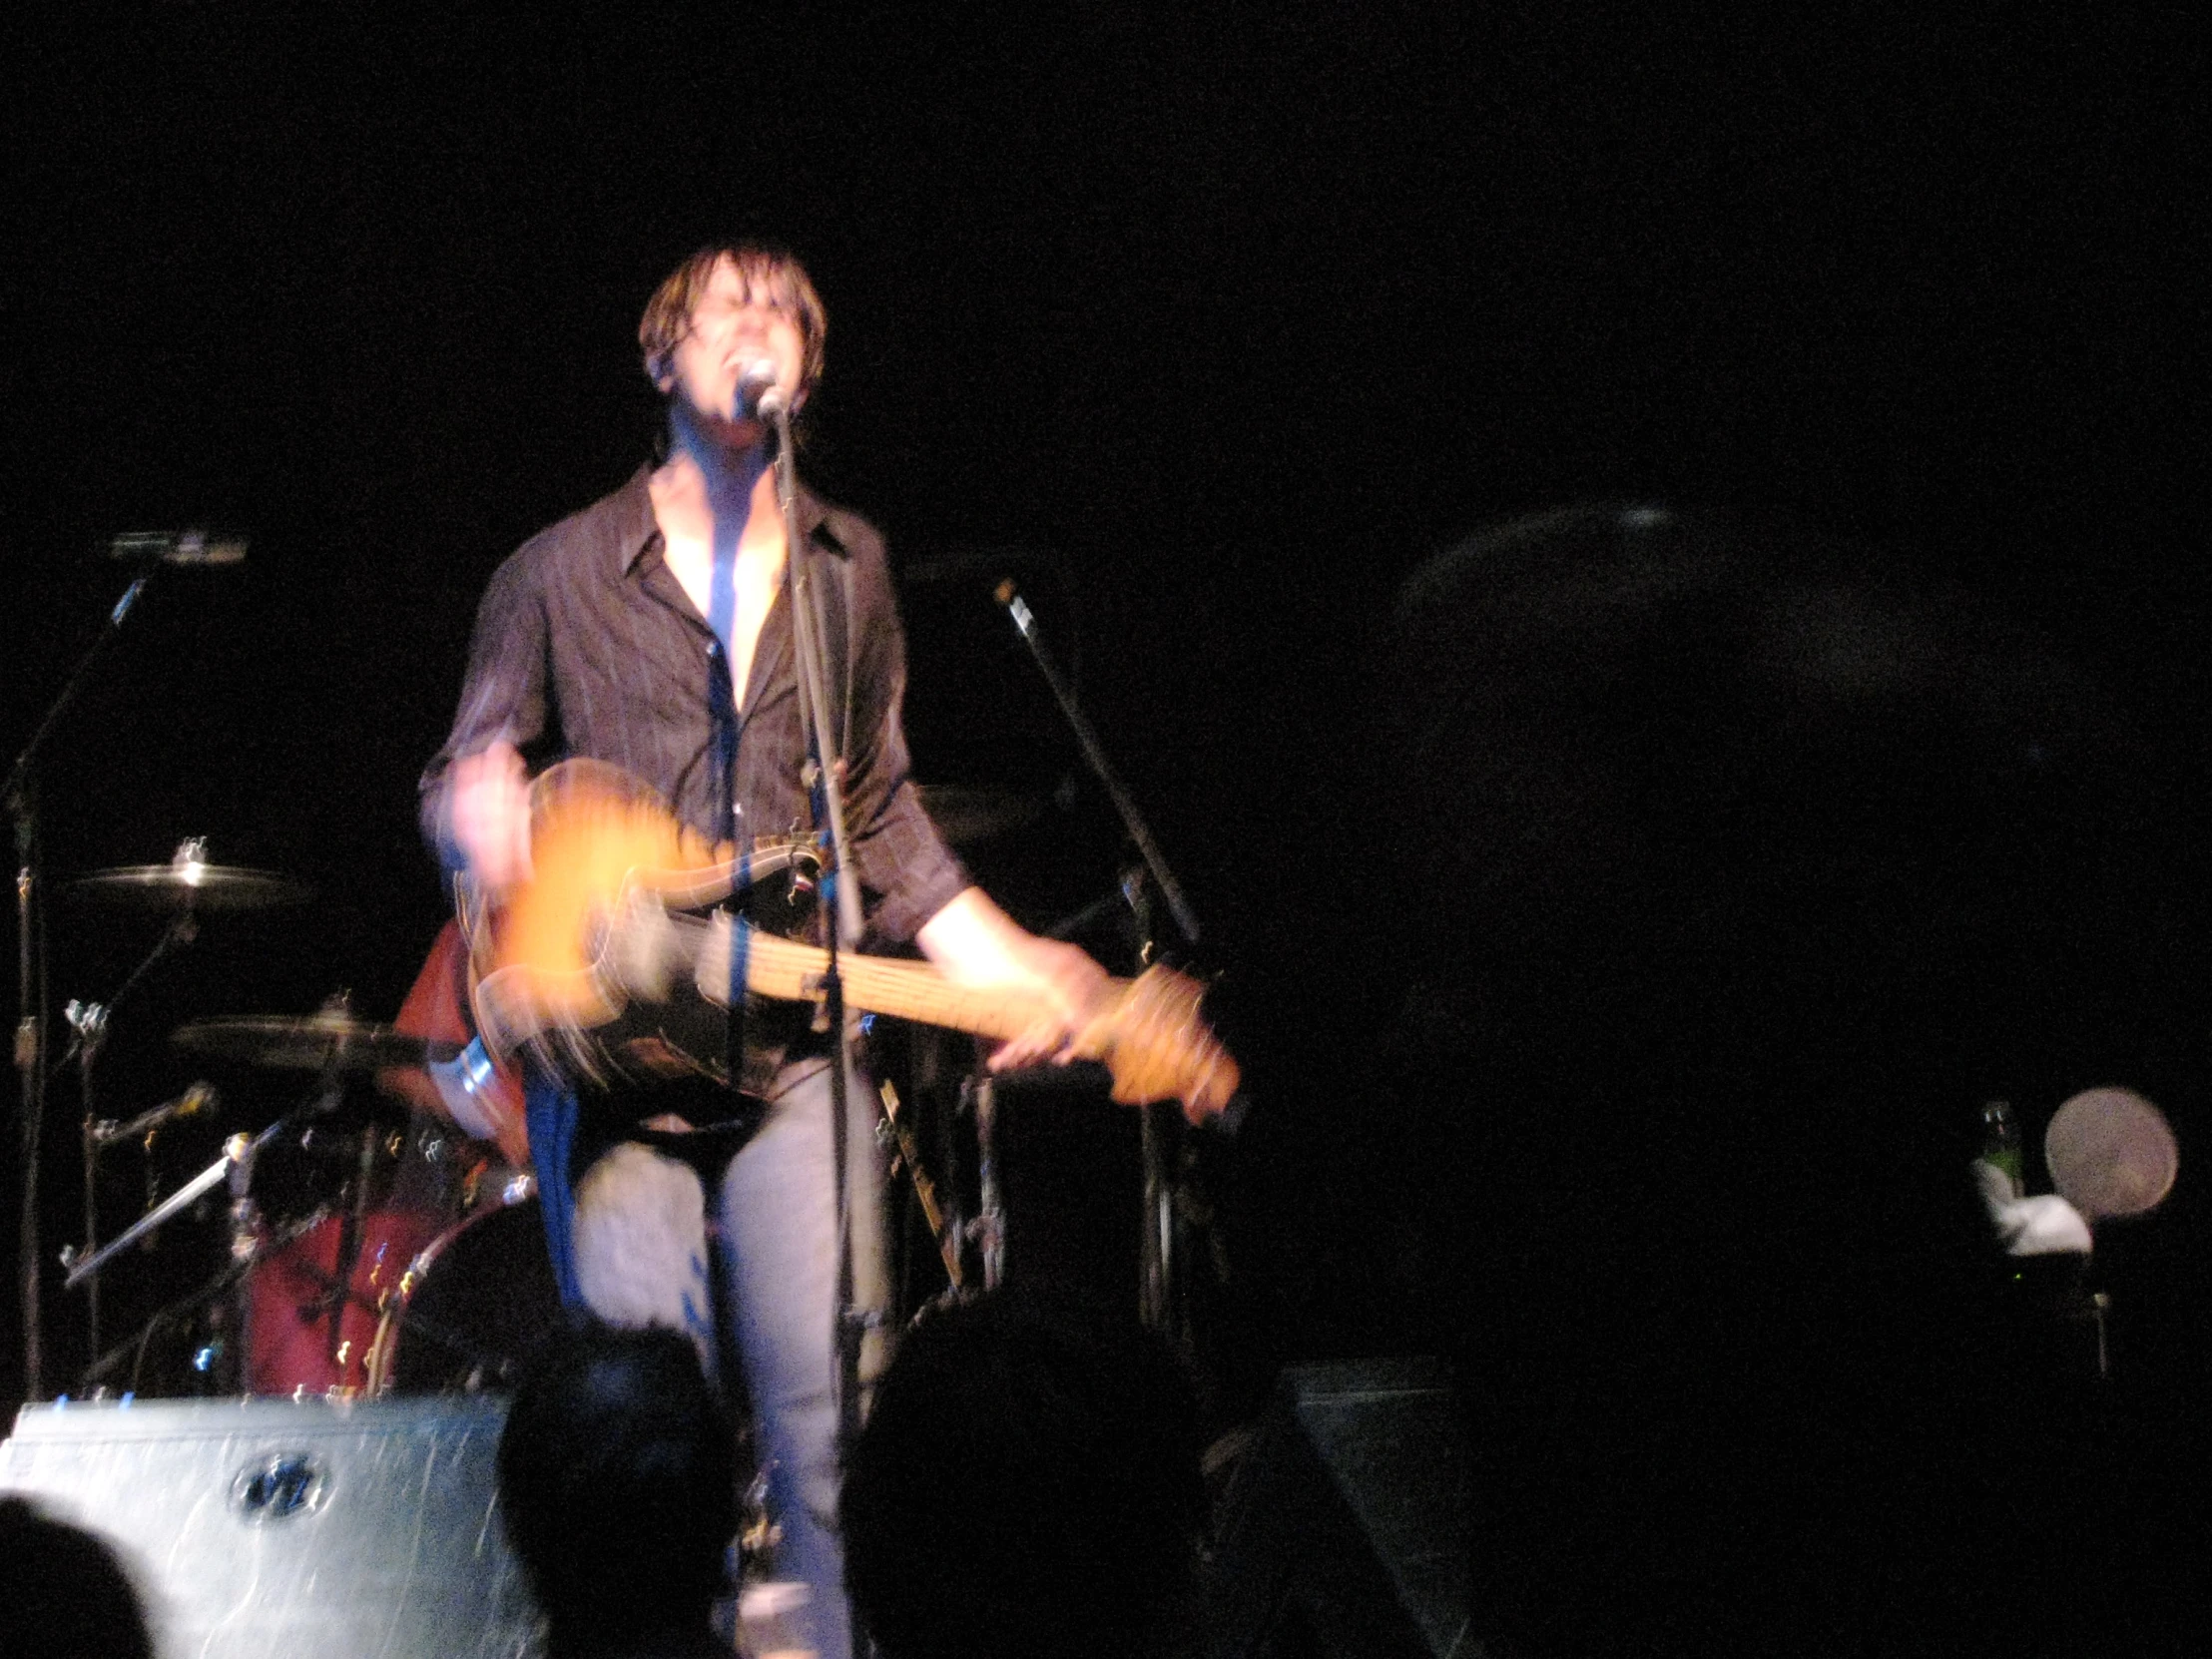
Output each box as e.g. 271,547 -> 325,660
44,842 -> 553,1403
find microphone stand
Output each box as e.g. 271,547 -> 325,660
992,577 -> 1203,1339
993,579 -> 1201,945
6,573 -> 155,1400
761,396 -> 871,1648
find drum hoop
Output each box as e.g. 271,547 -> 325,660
362,1178 -> 536,1396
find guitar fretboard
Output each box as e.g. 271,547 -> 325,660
693,913 -> 1096,1051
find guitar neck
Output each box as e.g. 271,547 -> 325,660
694,913 -> 1075,1046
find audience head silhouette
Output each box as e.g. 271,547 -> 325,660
0,1496 -> 157,1659
498,1320 -> 737,1658
842,1293 -> 1206,1659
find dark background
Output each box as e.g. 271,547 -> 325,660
5,5 -> 2210,1645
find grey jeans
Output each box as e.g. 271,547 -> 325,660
571,1051 -> 887,1659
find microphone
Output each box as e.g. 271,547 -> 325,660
735,358 -> 785,421
109,529 -> 249,567
96,1081 -> 219,1146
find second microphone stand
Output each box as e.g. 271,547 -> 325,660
994,575 -> 1205,1342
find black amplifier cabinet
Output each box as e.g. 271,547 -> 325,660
1205,1359 -> 1473,1659
0,1395 -> 542,1658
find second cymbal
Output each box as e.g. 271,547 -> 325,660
174,1014 -> 459,1073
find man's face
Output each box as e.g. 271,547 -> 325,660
658,255 -> 809,435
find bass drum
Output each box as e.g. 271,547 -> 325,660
364,1180 -> 563,1394
242,1110 -> 496,1397
244,1204 -> 447,1396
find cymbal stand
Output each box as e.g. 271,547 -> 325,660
874,1074 -> 963,1292
69,905 -> 198,1361
991,579 -> 1202,1341
967,1072 -> 1005,1292
7,571 -> 157,1399
323,1103 -> 382,1369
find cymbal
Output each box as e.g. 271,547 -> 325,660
915,786 -> 1042,846
73,855 -> 310,912
173,1014 -> 459,1073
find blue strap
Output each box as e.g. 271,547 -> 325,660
706,638 -> 741,810
726,859 -> 751,1084
707,536 -> 738,664
525,1074 -> 585,1309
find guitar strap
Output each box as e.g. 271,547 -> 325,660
526,1074 -> 586,1308
704,589 -> 747,1086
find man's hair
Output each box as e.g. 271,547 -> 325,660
497,1320 -> 737,1652
0,1497 -> 157,1659
841,1294 -> 1207,1659
638,242 -> 828,392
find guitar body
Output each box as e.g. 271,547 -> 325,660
464,759 -> 1241,1121
465,760 -> 748,1089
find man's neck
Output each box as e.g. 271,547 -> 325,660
655,406 -> 781,544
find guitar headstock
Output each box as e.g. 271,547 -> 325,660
1101,964 -> 1242,1123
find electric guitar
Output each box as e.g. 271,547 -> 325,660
459,759 -> 1241,1122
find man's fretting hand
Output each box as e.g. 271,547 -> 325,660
914,887 -> 1113,1071
986,932 -> 1115,1072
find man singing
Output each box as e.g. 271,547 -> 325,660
421,243 -> 1106,1659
